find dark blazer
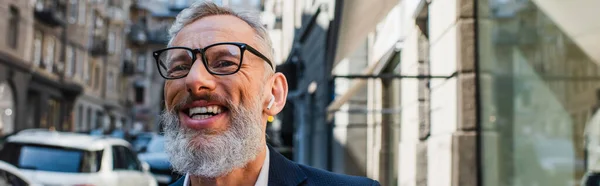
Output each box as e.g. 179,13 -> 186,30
170,145 -> 380,186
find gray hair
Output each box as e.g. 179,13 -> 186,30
167,1 -> 275,71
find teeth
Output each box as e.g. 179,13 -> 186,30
192,115 -> 210,120
188,106 -> 224,116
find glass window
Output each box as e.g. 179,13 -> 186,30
44,37 -> 55,72
46,99 -> 60,130
77,105 -> 83,131
112,146 -> 141,171
79,0 -> 86,25
94,66 -> 101,89
33,31 -> 42,67
136,51 -> 146,73
87,108 -> 93,130
108,31 -> 115,53
0,143 -> 102,173
67,46 -> 76,77
107,71 -> 114,92
478,0 -> 600,185
135,86 -> 144,104
69,0 -> 78,23
7,6 -> 19,49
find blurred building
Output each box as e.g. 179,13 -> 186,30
125,0 -> 175,133
71,0 -> 133,134
0,0 -> 35,136
0,0 -> 135,136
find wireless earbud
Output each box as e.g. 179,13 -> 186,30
267,95 -> 275,110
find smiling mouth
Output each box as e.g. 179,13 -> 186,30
182,105 -> 228,120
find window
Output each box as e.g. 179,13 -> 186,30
79,0 -> 86,25
33,31 -> 42,67
69,47 -> 77,77
479,1 -> 600,185
66,46 -> 73,76
135,86 -> 144,104
47,98 -> 60,130
7,6 -> 19,49
0,143 -> 103,173
85,59 -> 91,85
77,105 -> 83,131
69,0 -> 78,23
55,41 -> 63,74
108,31 -> 115,53
35,0 -> 43,11
107,71 -> 114,92
94,66 -> 101,89
112,146 -> 141,171
44,37 -> 55,72
109,0 -> 119,7
115,31 -> 121,53
136,51 -> 146,73
78,50 -> 85,79
86,108 -> 92,130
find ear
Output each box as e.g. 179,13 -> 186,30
264,72 -> 288,115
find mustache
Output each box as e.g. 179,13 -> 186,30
170,93 -> 234,113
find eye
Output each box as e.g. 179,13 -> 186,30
168,65 -> 191,74
211,60 -> 238,69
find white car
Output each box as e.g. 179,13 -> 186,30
0,160 -> 40,186
0,129 -> 158,186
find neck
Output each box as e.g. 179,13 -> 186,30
190,144 -> 268,186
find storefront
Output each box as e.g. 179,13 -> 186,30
0,82 -> 15,136
478,0 -> 600,185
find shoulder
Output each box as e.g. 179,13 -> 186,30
297,164 -> 380,186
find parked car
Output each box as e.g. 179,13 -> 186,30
0,160 -> 40,186
138,135 -> 181,186
0,129 -> 158,186
131,132 -> 156,153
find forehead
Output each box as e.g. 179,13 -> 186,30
171,15 -> 258,48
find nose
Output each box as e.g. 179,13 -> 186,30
185,59 -> 217,95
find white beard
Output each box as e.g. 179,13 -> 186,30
161,96 -> 264,178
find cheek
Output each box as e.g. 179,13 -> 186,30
164,80 -> 186,110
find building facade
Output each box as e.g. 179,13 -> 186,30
125,0 -> 174,133
71,0 -> 133,134
0,0 -> 134,136
287,0 -> 600,185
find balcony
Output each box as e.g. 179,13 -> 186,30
90,37 -> 108,56
34,1 -> 66,27
127,22 -> 148,45
147,28 -> 170,45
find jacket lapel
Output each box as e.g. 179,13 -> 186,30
170,176 -> 185,186
267,145 -> 307,186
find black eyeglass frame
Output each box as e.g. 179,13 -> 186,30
152,42 -> 274,79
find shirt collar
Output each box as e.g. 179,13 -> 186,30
183,145 -> 270,186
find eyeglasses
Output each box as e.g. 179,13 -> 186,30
152,42 -> 273,79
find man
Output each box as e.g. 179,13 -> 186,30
157,2 -> 380,186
